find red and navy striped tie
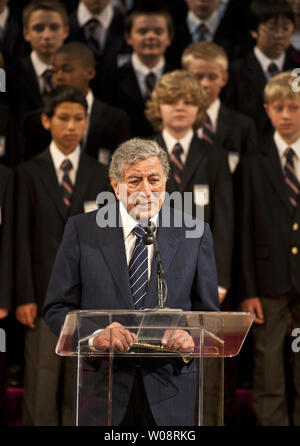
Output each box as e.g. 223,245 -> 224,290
60,159 -> 73,208
84,18 -> 101,57
202,114 -> 214,144
171,142 -> 184,185
129,225 -> 148,310
284,147 -> 300,208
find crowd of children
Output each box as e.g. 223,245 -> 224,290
0,0 -> 300,427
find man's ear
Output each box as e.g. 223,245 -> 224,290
86,66 -> 96,82
41,113 -> 51,130
264,103 -> 270,117
221,71 -> 229,88
110,177 -> 120,200
250,29 -> 257,40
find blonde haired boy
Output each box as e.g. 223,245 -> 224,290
240,71 -> 300,426
182,41 -> 257,173
146,69 -> 234,302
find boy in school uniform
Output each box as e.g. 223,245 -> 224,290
182,41 -> 257,174
110,4 -> 174,138
7,0 -> 69,123
222,0 -> 296,139
146,69 -> 234,303
239,72 -> 300,426
15,86 -> 109,426
23,42 -> 131,164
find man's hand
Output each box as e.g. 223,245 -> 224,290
93,321 -> 137,352
241,297 -> 264,324
0,308 -> 9,319
16,303 -> 38,328
161,329 -> 195,352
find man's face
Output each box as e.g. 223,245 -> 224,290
110,157 -> 167,222
23,10 -> 69,59
185,0 -> 222,20
0,0 -> 8,14
252,16 -> 294,60
265,98 -> 300,144
186,58 -> 228,104
52,53 -> 95,95
159,94 -> 200,137
125,15 -> 172,62
81,0 -> 111,15
41,102 -> 87,155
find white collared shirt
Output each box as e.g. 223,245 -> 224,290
162,128 -> 194,166
187,9 -> 221,43
119,201 -> 159,279
49,141 -> 80,185
77,1 -> 113,48
30,51 -> 53,93
131,52 -> 165,98
197,98 -> 221,139
254,46 -> 285,80
291,31 -> 300,51
274,131 -> 300,180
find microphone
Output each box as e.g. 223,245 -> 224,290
141,222 -> 168,309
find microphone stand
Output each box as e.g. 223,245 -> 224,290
142,224 -> 168,309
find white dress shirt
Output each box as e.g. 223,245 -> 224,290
162,128 -> 194,166
77,1 -> 113,49
49,141 -> 80,185
187,9 -> 221,43
30,51 -> 53,93
274,131 -> 300,180
254,46 -> 285,80
131,52 -> 165,98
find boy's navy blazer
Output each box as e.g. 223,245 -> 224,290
43,202 -> 219,425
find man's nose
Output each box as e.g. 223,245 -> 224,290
140,179 -> 152,196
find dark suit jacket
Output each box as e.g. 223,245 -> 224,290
156,133 -> 234,289
0,103 -> 24,167
0,11 -> 24,67
67,9 -> 130,102
237,134 -> 300,299
22,97 -> 132,162
43,203 -> 219,425
0,165 -> 14,309
215,104 -> 257,155
15,149 -> 109,314
110,60 -> 174,138
166,0 -> 253,68
221,51 -> 296,138
7,55 -> 42,122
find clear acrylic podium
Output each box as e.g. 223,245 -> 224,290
56,309 -> 254,426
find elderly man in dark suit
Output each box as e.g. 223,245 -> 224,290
43,137 -> 220,426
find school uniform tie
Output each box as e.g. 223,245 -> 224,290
145,72 -> 156,100
60,159 -> 73,208
196,23 -> 208,41
129,225 -> 148,310
202,114 -> 214,144
171,142 -> 184,185
42,69 -> 53,94
284,147 -> 300,208
267,62 -> 280,78
84,18 -> 102,57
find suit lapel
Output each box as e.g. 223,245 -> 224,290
180,135 -> 207,192
36,149 -> 69,221
215,105 -> 231,146
261,140 -> 294,214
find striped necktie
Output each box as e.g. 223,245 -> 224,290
267,62 -> 280,78
42,69 -> 53,94
145,72 -> 156,100
84,18 -> 102,57
284,147 -> 300,208
171,142 -> 184,185
128,225 -> 148,310
60,159 -> 73,208
197,23 -> 208,41
202,114 -> 214,144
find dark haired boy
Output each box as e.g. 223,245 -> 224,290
67,0 -> 130,102
7,0 -> 69,122
110,5 -> 174,137
222,0 -> 296,138
23,42 -> 131,163
15,85 -> 109,426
